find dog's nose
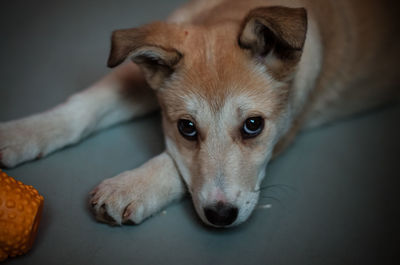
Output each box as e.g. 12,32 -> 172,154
204,202 -> 238,227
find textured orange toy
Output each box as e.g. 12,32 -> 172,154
0,170 -> 44,261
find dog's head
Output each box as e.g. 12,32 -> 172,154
108,6 -> 307,227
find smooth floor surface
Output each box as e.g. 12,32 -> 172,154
1,1 -> 399,264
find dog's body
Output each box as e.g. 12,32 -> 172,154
0,0 -> 399,227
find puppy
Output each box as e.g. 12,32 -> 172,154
0,0 -> 399,227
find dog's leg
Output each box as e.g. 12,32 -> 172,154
0,63 -> 158,168
90,152 -> 185,225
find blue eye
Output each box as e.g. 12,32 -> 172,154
178,119 -> 198,141
242,117 -> 264,139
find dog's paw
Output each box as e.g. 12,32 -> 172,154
89,170 -> 162,225
0,119 -> 46,168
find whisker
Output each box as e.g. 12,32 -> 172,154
259,195 -> 281,203
263,184 -> 295,191
255,183 -> 296,193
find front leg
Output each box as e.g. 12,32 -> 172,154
90,152 -> 186,225
0,63 -> 158,168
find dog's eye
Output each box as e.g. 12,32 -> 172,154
242,117 -> 264,139
178,119 -> 198,141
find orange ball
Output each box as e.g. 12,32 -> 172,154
0,170 -> 44,261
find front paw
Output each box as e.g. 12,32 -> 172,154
89,170 -> 162,225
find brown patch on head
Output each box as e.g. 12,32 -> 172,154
157,21 -> 289,116
238,6 -> 307,81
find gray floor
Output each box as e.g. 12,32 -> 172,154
1,1 -> 399,264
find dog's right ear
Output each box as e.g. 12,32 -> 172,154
107,23 -> 183,89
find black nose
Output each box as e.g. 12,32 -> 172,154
204,202 -> 238,227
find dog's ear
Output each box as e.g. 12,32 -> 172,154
238,6 -> 307,80
107,22 -> 183,89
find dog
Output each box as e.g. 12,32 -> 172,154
0,0 -> 399,228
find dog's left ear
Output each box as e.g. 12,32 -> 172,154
238,6 -> 307,80
107,22 -> 183,89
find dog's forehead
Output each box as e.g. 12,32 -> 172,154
164,88 -> 276,127
178,23 -> 259,87
184,93 -> 241,124
185,93 -> 254,118
162,68 -> 285,123
160,24 -> 289,122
